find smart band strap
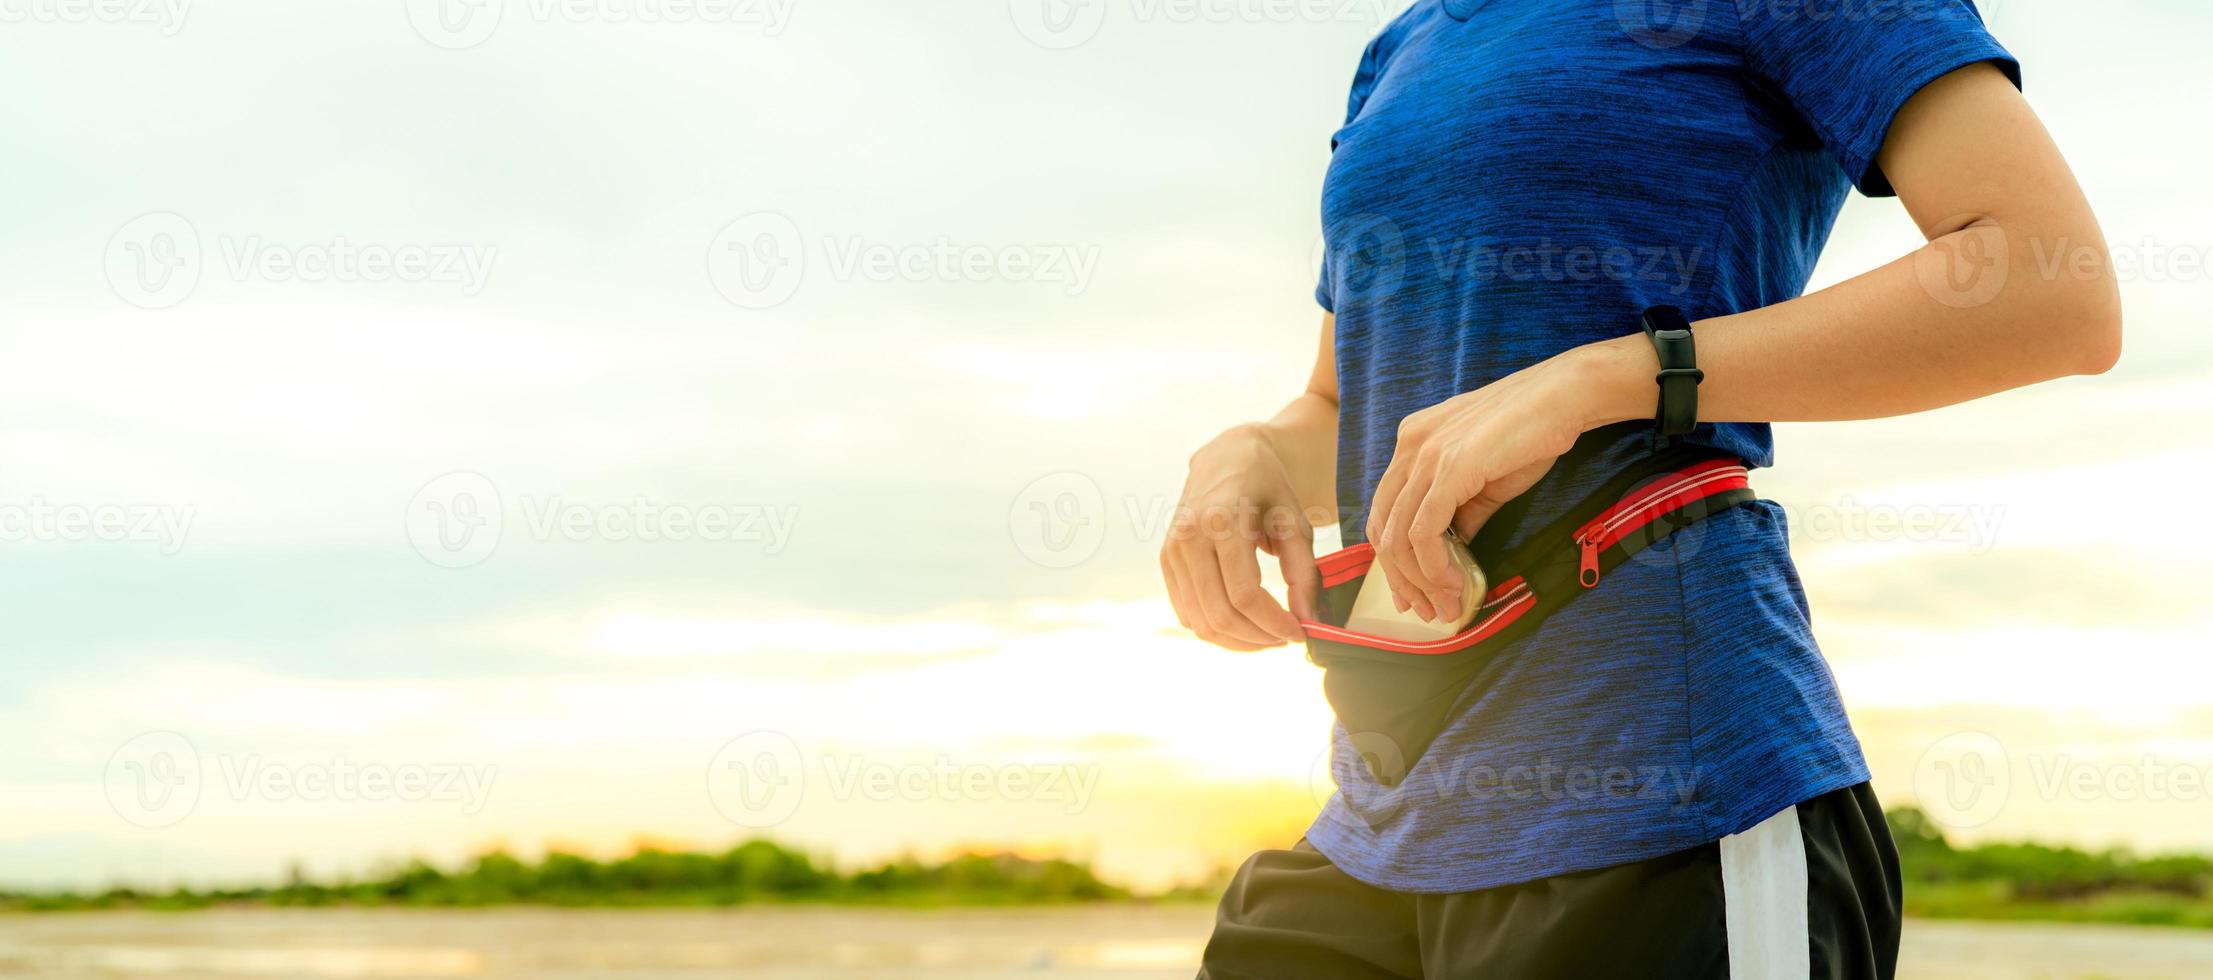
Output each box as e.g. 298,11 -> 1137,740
1641,305 -> 1703,445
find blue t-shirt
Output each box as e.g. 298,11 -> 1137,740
1307,0 -> 2017,892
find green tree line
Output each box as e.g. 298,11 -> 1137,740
0,840 -> 1133,912
1891,806 -> 2213,928
10,810 -> 2213,926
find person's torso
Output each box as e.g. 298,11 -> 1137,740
1305,0 -> 1874,892
1319,0 -> 1852,553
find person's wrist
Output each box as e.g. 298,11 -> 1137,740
1194,422 -> 1277,469
1557,335 -> 1660,432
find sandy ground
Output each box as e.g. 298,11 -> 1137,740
4,905 -> 2212,979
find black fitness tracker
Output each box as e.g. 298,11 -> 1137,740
1640,305 -> 1703,446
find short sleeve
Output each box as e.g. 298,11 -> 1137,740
1318,37 -> 1387,313
1738,0 -> 2020,197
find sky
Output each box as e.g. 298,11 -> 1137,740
2,0 -> 2211,893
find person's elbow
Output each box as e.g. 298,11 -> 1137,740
2063,248 -> 2125,376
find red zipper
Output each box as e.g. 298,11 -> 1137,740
1571,461 -> 1749,590
1577,530 -> 1604,588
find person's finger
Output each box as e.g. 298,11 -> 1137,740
1266,513 -> 1321,626
1380,464 -> 1445,620
1216,538 -> 1300,643
1451,455 -> 1556,541
1371,410 -> 1447,616
1380,462 -> 1451,619
1159,548 -> 1195,632
1178,552 -> 1266,652
1406,463 -> 1472,617
1179,543 -> 1280,649
1450,497 -> 1505,544
1365,429 -> 1415,549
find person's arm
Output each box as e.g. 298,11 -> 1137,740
1368,63 -> 2122,620
1160,314 -> 1339,650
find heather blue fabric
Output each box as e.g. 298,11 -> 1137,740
1306,0 -> 2017,892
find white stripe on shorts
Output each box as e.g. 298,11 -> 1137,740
1720,803 -> 1811,980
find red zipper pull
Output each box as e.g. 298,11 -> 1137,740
1577,532 -> 1603,588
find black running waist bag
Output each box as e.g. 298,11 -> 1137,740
1301,447 -> 1758,785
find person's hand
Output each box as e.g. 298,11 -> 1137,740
1366,347 -> 1634,621
1161,425 -> 1322,651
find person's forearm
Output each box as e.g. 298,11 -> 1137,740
1570,220 -> 2123,430
1249,391 -> 1339,526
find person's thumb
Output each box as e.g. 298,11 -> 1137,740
1450,497 -> 1503,544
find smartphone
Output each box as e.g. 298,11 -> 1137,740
1340,529 -> 1489,642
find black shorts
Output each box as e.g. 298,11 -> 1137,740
1198,783 -> 1900,980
